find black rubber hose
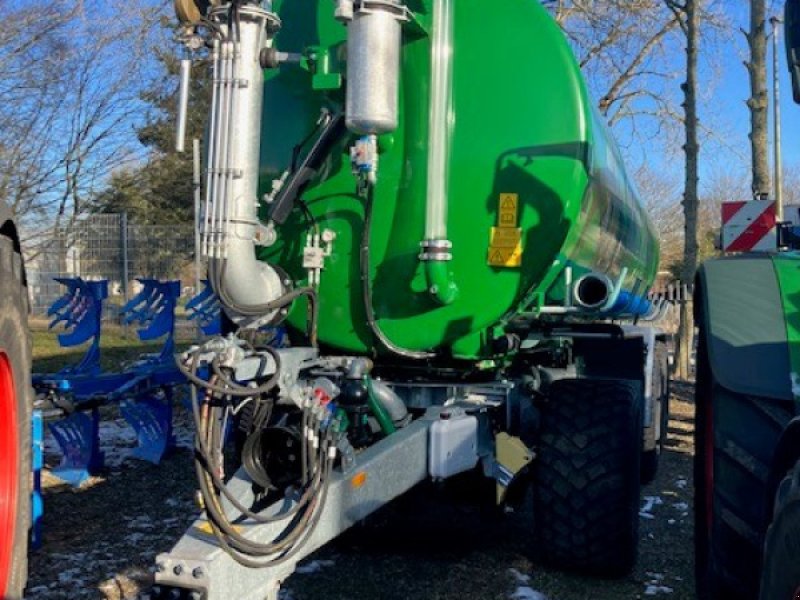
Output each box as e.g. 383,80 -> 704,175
360,187 -> 435,360
189,383 -> 320,526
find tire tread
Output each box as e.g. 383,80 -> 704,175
534,379 -> 642,577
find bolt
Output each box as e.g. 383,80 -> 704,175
173,564 -> 184,576
155,562 -> 165,573
190,592 -> 204,600
192,567 -> 204,579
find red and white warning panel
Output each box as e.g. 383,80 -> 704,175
722,200 -> 777,253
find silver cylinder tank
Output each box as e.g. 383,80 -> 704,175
345,2 -> 406,135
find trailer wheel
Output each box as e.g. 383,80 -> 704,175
641,341 -> 670,485
759,461 -> 800,600
0,233 -> 31,600
533,378 -> 642,576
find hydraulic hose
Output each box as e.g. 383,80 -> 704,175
185,353 -> 336,568
210,260 -> 319,346
361,187 -> 435,360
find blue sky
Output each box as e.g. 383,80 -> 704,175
609,1 -> 800,197
714,4 -> 800,164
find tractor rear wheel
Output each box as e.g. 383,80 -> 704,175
0,232 -> 31,600
694,324 -> 792,600
759,461 -> 800,600
533,378 -> 643,577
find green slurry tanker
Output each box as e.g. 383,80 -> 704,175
0,1 -> 669,599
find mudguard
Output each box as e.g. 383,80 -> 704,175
695,255 -> 794,401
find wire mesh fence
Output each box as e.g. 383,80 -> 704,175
25,213 -> 201,337
649,281 -> 695,379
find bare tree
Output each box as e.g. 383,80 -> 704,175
0,0 -> 165,256
664,0 -> 701,381
745,0 -> 771,198
544,0 -> 683,140
634,165 -> 684,271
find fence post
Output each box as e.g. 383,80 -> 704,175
120,212 -> 130,328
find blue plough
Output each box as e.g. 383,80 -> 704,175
185,279 -> 222,336
33,278 -> 188,486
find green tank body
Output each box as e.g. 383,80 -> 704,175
258,0 -> 659,359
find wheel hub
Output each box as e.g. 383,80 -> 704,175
0,352 -> 18,597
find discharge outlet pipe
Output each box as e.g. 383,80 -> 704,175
204,3 -> 286,326
573,273 -> 613,310
420,0 -> 458,306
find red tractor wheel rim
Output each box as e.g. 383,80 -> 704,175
0,352 -> 18,597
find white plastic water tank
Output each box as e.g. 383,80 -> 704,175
428,409 -> 479,480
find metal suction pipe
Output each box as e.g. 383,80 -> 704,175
206,3 -> 285,325
420,0 -> 458,306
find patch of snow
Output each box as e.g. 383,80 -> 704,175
26,585 -> 51,595
125,515 -> 155,530
511,587 -> 548,600
49,551 -> 88,562
57,567 -> 84,584
672,501 -> 689,512
644,585 -> 674,595
98,419 -> 139,468
125,532 -> 149,545
508,568 -> 531,584
675,479 -> 688,489
640,495 -> 664,519
791,372 -> 800,398
644,573 -> 673,595
295,559 -> 335,575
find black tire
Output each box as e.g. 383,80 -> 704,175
0,232 -> 31,600
694,325 -> 792,600
759,461 -> 800,600
533,378 -> 643,577
641,342 -> 670,485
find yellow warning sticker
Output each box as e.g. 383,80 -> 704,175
489,194 -> 523,267
488,246 -> 523,267
498,193 -> 519,228
489,227 -> 522,248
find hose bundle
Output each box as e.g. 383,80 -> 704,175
178,352 -> 337,568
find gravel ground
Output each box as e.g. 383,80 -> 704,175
26,382 -> 696,600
